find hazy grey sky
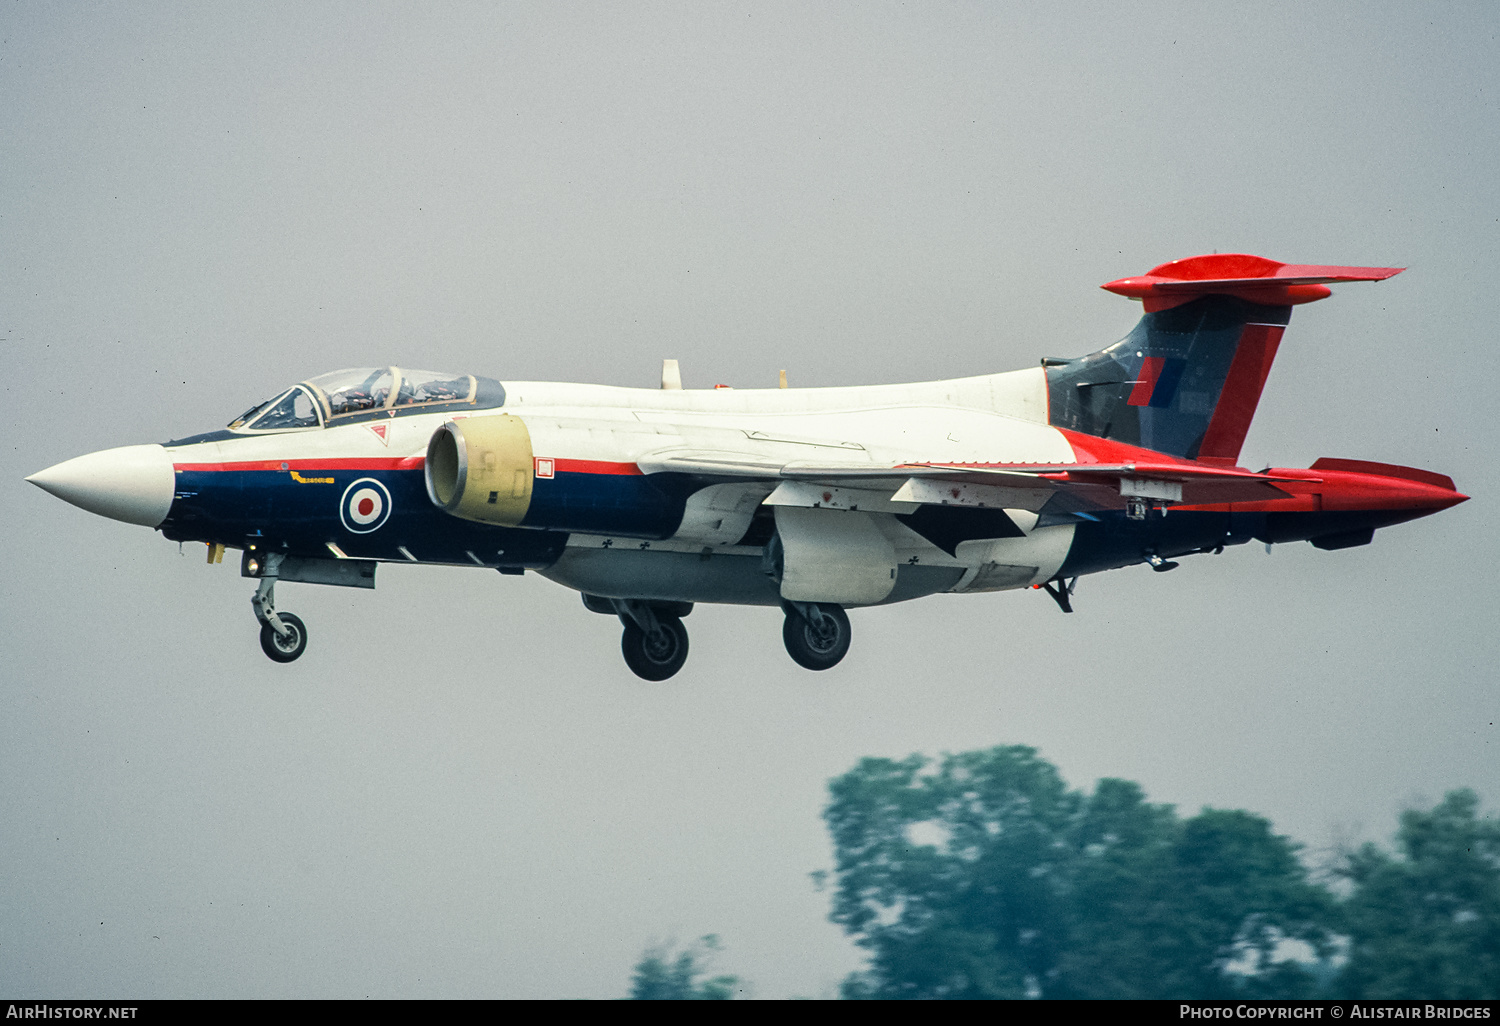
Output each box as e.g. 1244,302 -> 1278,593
3,1 -> 1497,999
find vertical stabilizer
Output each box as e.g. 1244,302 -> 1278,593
1045,255 -> 1401,464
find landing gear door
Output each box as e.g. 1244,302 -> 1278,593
774,506 -> 896,606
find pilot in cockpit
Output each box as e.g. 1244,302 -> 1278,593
323,368 -> 393,417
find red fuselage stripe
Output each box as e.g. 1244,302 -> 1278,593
551,458 -> 642,476
173,456 -> 643,475
173,457 -> 425,472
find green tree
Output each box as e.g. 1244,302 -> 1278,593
823,746 -> 1335,999
628,935 -> 741,1000
1335,789 -> 1500,999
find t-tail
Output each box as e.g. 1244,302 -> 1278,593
1044,254 -> 1403,463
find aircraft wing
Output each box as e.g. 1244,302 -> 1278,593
637,449 -> 1300,512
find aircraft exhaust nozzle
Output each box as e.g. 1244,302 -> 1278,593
26,443 -> 176,528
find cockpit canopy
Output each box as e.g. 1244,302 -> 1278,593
229,367 -> 505,432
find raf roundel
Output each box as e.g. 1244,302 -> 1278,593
339,478 -> 392,534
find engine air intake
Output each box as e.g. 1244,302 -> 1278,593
424,415 -> 534,526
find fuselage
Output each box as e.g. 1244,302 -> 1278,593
27,361 -> 1451,614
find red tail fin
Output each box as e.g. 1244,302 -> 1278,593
1046,255 -> 1403,463
1102,253 -> 1402,313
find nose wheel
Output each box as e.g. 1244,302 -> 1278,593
250,553 -> 308,663
782,602 -> 850,671
260,612 -> 308,662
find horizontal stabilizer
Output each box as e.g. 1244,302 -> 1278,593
1309,458 -> 1455,493
1103,253 -> 1403,312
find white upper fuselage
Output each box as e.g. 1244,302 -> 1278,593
495,364 -> 1066,467
163,363 -> 1072,484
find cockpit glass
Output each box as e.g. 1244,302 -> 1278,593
250,387 -> 321,430
229,397 -> 277,429
227,367 -> 493,432
306,367 -> 395,419
395,370 -> 475,407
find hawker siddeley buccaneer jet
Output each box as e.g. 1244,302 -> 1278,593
28,254 -> 1468,679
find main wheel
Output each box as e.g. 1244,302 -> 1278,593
782,603 -> 851,671
259,612 -> 308,663
621,617 -> 689,681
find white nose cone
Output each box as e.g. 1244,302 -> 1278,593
27,444 -> 176,528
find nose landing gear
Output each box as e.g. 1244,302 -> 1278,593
250,552 -> 308,663
259,611 -> 308,662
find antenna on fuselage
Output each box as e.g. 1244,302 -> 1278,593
779,369 -> 788,389
661,359 -> 682,390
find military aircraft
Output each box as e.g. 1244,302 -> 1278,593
27,253 -> 1468,679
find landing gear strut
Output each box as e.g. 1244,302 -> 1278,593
612,599 -> 689,681
782,602 -> 851,671
1039,577 -> 1076,613
250,552 -> 308,663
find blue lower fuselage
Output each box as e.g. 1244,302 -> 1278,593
162,464 -> 701,568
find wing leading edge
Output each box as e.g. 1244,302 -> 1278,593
636,447 -> 1300,514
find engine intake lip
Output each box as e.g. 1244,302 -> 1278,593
425,422 -> 467,510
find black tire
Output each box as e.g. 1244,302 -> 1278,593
621,616 -> 689,681
782,603 -> 851,671
259,612 -> 308,663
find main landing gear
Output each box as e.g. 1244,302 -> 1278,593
250,552 -> 308,663
610,599 -> 690,681
781,601 -> 851,671
621,617 -> 689,681
584,595 -> 854,678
